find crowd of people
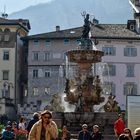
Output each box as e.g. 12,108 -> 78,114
0,112 -> 40,140
0,111 -> 139,140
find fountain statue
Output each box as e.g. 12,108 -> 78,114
104,95 -> 121,112
44,93 -> 65,112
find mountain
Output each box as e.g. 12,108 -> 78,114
9,0 -> 133,35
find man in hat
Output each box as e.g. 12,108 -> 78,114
28,110 -> 58,140
78,124 -> 90,140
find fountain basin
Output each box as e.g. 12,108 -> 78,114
66,50 -> 104,63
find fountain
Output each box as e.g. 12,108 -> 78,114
50,13 -> 120,138
64,13 -> 105,112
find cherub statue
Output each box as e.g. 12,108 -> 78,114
50,94 -> 65,112
104,95 -> 120,112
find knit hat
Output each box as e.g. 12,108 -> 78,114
82,124 -> 88,128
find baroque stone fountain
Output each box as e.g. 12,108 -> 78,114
64,14 -> 104,112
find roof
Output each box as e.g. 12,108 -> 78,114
26,24 -> 140,40
0,17 -> 31,31
91,24 -> 140,39
27,27 -> 82,39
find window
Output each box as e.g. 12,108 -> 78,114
3,51 -> 9,60
76,39 -> 81,45
130,25 -> 134,30
45,69 -> 51,77
124,47 -> 137,57
103,82 -> 115,95
45,39 -> 51,47
4,35 -> 10,41
33,52 -> 39,61
102,46 -> 116,56
124,82 -> 137,95
33,40 -> 39,46
44,52 -> 51,61
102,64 -> 116,76
4,28 -> 10,32
126,64 -> 134,77
32,87 -> 39,96
33,70 -> 38,78
3,71 -> 9,80
53,53 -> 61,59
64,39 -> 70,45
44,87 -> 50,95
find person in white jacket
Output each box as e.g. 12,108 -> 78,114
28,110 -> 58,140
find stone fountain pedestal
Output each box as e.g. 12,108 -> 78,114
52,112 -> 118,138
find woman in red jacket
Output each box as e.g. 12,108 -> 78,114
114,114 -> 125,138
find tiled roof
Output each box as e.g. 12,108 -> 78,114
27,27 -> 82,39
26,24 -> 140,40
0,17 -> 31,30
91,24 -> 139,38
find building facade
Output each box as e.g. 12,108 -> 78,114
0,17 -> 30,118
25,27 -> 81,110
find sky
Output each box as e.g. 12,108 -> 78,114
0,0 -> 53,14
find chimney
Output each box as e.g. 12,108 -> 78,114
56,25 -> 60,31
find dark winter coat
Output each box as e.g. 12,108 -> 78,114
90,131 -> 102,140
78,130 -> 91,140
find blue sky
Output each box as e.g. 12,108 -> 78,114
0,0 -> 53,14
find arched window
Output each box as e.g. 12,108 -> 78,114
4,28 -> 10,33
